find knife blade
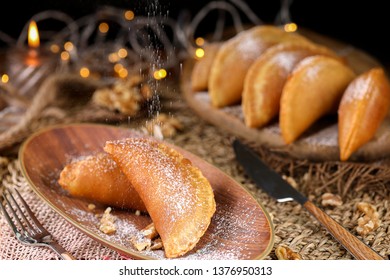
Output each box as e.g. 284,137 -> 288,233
233,139 -> 384,260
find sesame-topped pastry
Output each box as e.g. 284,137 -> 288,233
280,55 -> 356,144
104,138 -> 216,258
191,42 -> 221,92
242,41 -> 340,128
338,67 -> 390,161
208,25 -> 311,108
58,153 -> 147,212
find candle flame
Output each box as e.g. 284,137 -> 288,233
28,20 -> 40,48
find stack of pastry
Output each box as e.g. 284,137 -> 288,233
58,137 -> 216,258
191,25 -> 390,161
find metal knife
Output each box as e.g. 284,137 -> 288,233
233,139 -> 384,260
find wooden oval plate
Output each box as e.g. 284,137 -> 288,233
18,123 -> 274,260
182,28 -> 388,162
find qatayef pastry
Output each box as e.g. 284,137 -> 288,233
279,55 -> 356,144
338,67 -> 390,161
104,137 -> 216,258
58,153 -> 147,212
242,41 -> 340,128
208,25 -> 311,108
191,42 -> 221,92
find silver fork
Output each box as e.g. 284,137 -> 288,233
0,188 -> 76,260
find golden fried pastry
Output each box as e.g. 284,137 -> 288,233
191,42 -> 221,92
242,41 -> 339,128
280,55 -> 356,144
104,138 -> 216,258
338,67 -> 390,161
208,25 -> 311,108
58,153 -> 147,212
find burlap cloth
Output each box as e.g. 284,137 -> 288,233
0,74 -> 389,260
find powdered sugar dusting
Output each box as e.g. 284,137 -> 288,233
341,75 -> 371,103
273,52 -> 301,71
303,123 -> 339,147
235,37 -> 264,61
61,196 -> 264,260
301,61 -> 322,82
51,134 -> 271,260
106,138 -> 196,226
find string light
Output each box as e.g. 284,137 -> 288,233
1,74 -> 9,84
195,37 -> 205,46
284,22 -> 298,32
124,10 -> 135,21
64,42 -> 74,52
50,44 -> 60,54
117,48 -> 127,59
108,53 -> 119,63
98,22 -> 109,33
153,68 -> 167,80
79,67 -> 90,78
60,51 -> 70,61
194,48 -> 205,59
114,63 -> 124,72
117,68 -> 128,78
0,2 -> 297,85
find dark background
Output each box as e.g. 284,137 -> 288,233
1,0 -> 389,65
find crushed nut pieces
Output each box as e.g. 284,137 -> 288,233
130,223 -> 163,251
356,202 -> 381,236
99,207 -> 117,234
275,245 -> 302,260
282,175 -> 298,189
321,193 -> 343,207
143,113 -> 183,139
92,75 -> 152,116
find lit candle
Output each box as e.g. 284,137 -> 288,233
25,20 -> 41,66
5,20 -> 59,96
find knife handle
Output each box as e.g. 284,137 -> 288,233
303,200 -> 384,260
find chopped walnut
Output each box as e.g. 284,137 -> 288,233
321,193 -> 343,207
150,238 -> 163,250
92,75 -> 151,116
275,245 -> 302,260
302,172 -> 310,183
88,203 -> 96,210
356,202 -> 381,236
131,234 -> 152,251
141,223 -> 159,239
99,207 -> 117,234
130,223 -> 161,251
282,175 -> 298,189
143,113 -> 183,139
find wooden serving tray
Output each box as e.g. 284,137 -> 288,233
182,29 -> 389,162
19,123 -> 274,260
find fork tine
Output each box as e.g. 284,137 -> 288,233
1,190 -> 31,238
12,188 -> 48,235
1,188 -> 76,259
0,192 -> 23,238
5,189 -> 36,233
